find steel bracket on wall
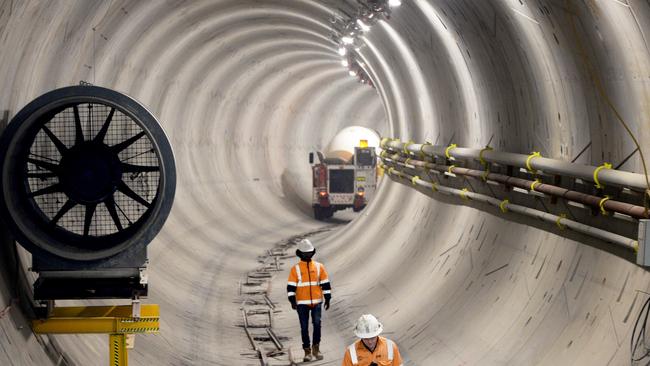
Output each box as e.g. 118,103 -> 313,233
32,303 -> 160,366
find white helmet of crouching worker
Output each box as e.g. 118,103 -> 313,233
354,314 -> 383,338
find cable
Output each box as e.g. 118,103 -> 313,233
631,295 -> 650,362
566,0 -> 650,215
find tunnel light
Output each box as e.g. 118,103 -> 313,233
341,59 -> 349,67
342,36 -> 354,44
388,0 -> 402,7
338,46 -> 347,56
349,70 -> 357,76
357,19 -> 370,32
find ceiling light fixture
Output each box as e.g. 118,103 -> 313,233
357,19 -> 370,32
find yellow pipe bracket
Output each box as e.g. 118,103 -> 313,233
526,151 -> 541,173
556,213 -> 567,230
499,199 -> 509,213
593,162 -> 612,189
599,195 -> 611,215
445,143 -> 457,160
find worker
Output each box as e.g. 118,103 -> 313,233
287,238 -> 332,362
342,314 -> 403,366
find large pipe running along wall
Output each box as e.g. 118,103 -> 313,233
1,1 -> 650,365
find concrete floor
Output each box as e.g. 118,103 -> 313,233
1,0 -> 650,365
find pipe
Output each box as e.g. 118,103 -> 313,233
381,154 -> 648,219
384,168 -> 638,251
382,139 -> 649,193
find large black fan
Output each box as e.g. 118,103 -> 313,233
0,86 -> 175,263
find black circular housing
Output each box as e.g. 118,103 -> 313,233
0,86 -> 176,261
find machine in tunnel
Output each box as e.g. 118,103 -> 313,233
309,126 -> 380,219
0,85 -> 176,300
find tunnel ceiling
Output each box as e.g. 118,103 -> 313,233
1,0 -> 650,365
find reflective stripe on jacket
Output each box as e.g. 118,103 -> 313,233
342,337 -> 402,366
287,261 -> 331,305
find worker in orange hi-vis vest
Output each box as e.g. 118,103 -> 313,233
287,239 -> 332,362
342,314 -> 403,366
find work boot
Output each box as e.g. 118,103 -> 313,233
303,348 -> 314,362
312,344 -> 324,360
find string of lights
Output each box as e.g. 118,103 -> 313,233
329,0 -> 402,88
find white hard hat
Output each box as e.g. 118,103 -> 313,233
354,314 -> 383,338
297,239 -> 315,253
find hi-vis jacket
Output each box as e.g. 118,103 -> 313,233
342,337 -> 402,366
287,260 -> 331,306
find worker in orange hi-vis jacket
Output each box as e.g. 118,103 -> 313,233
287,238 -> 332,362
342,314 -> 403,366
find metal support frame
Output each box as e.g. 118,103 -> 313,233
32,303 -> 159,366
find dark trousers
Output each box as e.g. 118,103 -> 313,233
297,304 -> 322,349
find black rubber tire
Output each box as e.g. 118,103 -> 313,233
313,206 -> 323,220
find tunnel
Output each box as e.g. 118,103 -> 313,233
1,0 -> 650,365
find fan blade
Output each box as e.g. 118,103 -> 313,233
83,203 -> 97,237
111,131 -> 145,153
121,163 -> 159,173
94,107 -> 115,143
41,126 -> 68,154
105,195 -> 124,231
50,199 -> 77,225
73,105 -> 84,145
117,181 -> 151,208
27,158 -> 59,173
28,183 -> 62,197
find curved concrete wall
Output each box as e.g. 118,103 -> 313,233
1,0 -> 650,365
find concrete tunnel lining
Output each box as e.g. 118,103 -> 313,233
1,0 -> 650,365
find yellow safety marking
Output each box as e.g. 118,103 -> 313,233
447,165 -> 456,174
411,176 -> 419,186
526,151 -> 541,173
445,143 -> 457,159
32,317 -> 160,334
479,146 -> 493,166
593,162 -> 612,189
403,140 -> 414,155
499,199 -> 509,213
49,305 -> 159,318
556,213 -> 567,230
530,179 -> 541,192
117,318 -> 160,334
633,241 -> 639,254
110,333 -> 128,366
599,195 -> 611,215
460,188 -> 469,200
